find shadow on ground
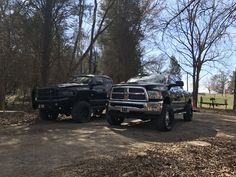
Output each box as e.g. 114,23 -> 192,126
109,112 -> 236,143
0,112 -> 235,177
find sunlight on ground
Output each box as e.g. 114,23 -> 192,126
186,140 -> 211,147
0,138 -> 20,146
216,132 -> 235,139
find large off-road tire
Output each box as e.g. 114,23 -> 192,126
39,110 -> 58,120
183,102 -> 193,121
106,112 -> 124,126
72,101 -> 91,123
156,105 -> 174,131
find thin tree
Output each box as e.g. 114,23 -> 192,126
70,0 -> 85,75
233,71 -> 236,110
69,0 -> 116,76
88,0 -> 98,73
210,71 -> 229,96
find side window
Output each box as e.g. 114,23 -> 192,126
95,77 -> 104,85
102,78 -> 113,92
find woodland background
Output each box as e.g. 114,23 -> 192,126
0,0 -> 236,109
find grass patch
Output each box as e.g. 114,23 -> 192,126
198,93 -> 234,109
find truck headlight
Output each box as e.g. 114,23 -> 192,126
147,91 -> 162,100
61,91 -> 75,96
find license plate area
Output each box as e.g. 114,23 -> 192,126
38,104 -> 45,108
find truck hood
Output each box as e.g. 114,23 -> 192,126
113,83 -> 167,91
56,82 -> 89,88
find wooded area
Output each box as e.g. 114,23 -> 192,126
0,0 -> 236,109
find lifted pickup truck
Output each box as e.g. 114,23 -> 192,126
32,75 -> 113,122
106,74 -> 193,131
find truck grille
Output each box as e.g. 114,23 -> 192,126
111,87 -> 147,101
110,102 -> 144,108
36,88 -> 57,100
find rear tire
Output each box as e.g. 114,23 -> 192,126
183,103 -> 193,121
156,105 -> 174,131
72,101 -> 91,123
39,110 -> 58,120
106,112 -> 124,125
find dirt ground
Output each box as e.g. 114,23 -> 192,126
0,111 -> 235,177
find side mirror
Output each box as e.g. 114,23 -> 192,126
176,81 -> 184,86
168,81 -> 184,90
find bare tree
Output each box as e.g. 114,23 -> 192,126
210,70 -> 229,96
69,0 -> 115,76
163,0 -> 236,107
142,54 -> 167,74
203,79 -> 213,94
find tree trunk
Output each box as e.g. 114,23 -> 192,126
41,0 -> 53,86
68,0 -> 85,77
192,83 -> 198,108
192,63 -> 201,108
89,0 -> 98,73
233,71 -> 236,110
192,64 -> 197,107
195,69 -> 200,107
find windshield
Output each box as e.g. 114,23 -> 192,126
69,76 -> 92,84
127,74 -> 168,84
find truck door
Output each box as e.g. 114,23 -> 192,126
91,77 -> 107,106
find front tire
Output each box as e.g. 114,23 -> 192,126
72,101 -> 91,123
156,105 -> 174,131
183,102 -> 193,121
39,110 -> 58,120
106,112 -> 124,125
93,108 -> 104,117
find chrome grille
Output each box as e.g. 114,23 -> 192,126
111,87 -> 147,101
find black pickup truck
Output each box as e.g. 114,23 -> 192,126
32,75 -> 113,122
106,74 -> 193,131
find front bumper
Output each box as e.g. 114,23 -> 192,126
108,100 -> 163,116
33,97 -> 71,110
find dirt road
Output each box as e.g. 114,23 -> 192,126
0,112 -> 235,177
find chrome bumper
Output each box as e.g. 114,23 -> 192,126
108,100 -> 163,114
